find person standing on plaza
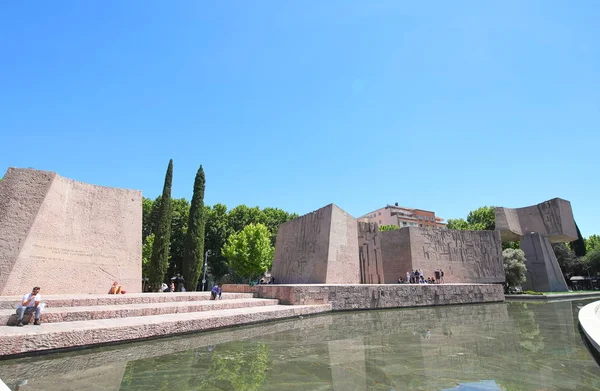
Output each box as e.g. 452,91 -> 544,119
15,286 -> 44,327
434,269 -> 441,284
440,269 -> 445,283
406,271 -> 411,284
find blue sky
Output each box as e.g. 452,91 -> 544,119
1,1 -> 598,237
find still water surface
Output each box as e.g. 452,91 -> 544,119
1,299 -> 599,390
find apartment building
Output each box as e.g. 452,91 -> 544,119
359,203 -> 446,228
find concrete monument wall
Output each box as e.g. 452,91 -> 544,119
380,228 -> 412,284
495,198 -> 577,243
520,233 -> 569,292
357,222 -> 384,284
0,167 -> 142,295
272,204 -> 360,284
380,228 -> 504,284
495,198 -> 574,292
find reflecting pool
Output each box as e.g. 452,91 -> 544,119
1,299 -> 599,390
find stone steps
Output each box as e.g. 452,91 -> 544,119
0,304 -> 332,356
0,298 -> 279,326
0,292 -> 254,310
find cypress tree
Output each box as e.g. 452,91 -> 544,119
183,165 -> 206,291
149,159 -> 173,290
570,222 -> 587,257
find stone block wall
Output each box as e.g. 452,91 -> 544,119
255,284 -> 505,310
272,204 -> 360,284
357,222 -> 384,284
380,228 -> 412,283
271,204 -> 333,284
326,206 -> 360,283
495,198 -> 578,243
0,168 -> 142,295
408,228 -> 504,284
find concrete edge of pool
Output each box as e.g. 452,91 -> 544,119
0,284 -> 504,359
579,300 -> 600,354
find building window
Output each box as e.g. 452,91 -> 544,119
378,212 -> 381,216
402,222 -> 407,226
419,224 -> 423,227
425,216 -> 428,221
418,215 -> 422,220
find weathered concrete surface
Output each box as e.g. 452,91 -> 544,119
495,198 -> 578,243
495,198 -> 577,292
0,291 -> 254,310
255,284 -> 504,311
357,222 -> 384,284
1,298 -> 279,325
520,233 -> 569,292
380,228 -> 504,284
0,303 -> 331,357
380,228 -> 412,283
0,168 -> 142,295
272,204 -> 360,284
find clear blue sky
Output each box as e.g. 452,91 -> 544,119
1,1 -> 598,237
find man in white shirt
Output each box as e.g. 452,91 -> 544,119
16,286 -> 44,327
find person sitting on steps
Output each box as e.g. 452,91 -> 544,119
16,286 -> 44,327
210,284 -> 222,300
108,281 -> 122,294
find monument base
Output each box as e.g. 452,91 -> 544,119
521,233 -> 569,292
247,284 -> 505,311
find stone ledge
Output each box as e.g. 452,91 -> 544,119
506,292 -> 600,301
255,284 -> 504,310
0,292 -> 254,310
0,304 -> 332,357
578,300 -> 600,354
0,298 -> 279,325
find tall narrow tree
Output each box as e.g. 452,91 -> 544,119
570,222 -> 587,257
149,159 -> 173,290
183,165 -> 206,291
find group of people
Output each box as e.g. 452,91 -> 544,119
399,268 -> 445,284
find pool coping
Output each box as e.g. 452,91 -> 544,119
578,300 -> 600,354
506,292 -> 600,300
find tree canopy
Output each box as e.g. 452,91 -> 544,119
222,223 -> 274,281
503,248 -> 527,293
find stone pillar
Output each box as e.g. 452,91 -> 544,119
357,222 -> 384,284
520,233 -> 568,292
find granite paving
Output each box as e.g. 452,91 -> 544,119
0,298 -> 279,325
0,304 -> 332,357
0,292 -> 254,309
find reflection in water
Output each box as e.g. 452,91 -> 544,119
1,300 -> 600,390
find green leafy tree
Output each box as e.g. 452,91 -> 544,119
167,198 -> 190,277
570,222 -> 587,257
466,206 -> 496,230
586,248 -> 600,275
183,165 -> 206,291
222,223 -> 274,281
447,206 -> 495,230
142,233 -> 154,278
259,207 -> 298,246
379,225 -> 400,231
587,235 -> 600,253
204,203 -> 233,282
446,218 -> 471,230
552,243 -> 576,278
142,197 -> 155,241
149,159 -> 173,290
227,205 -> 263,233
503,248 -> 527,293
